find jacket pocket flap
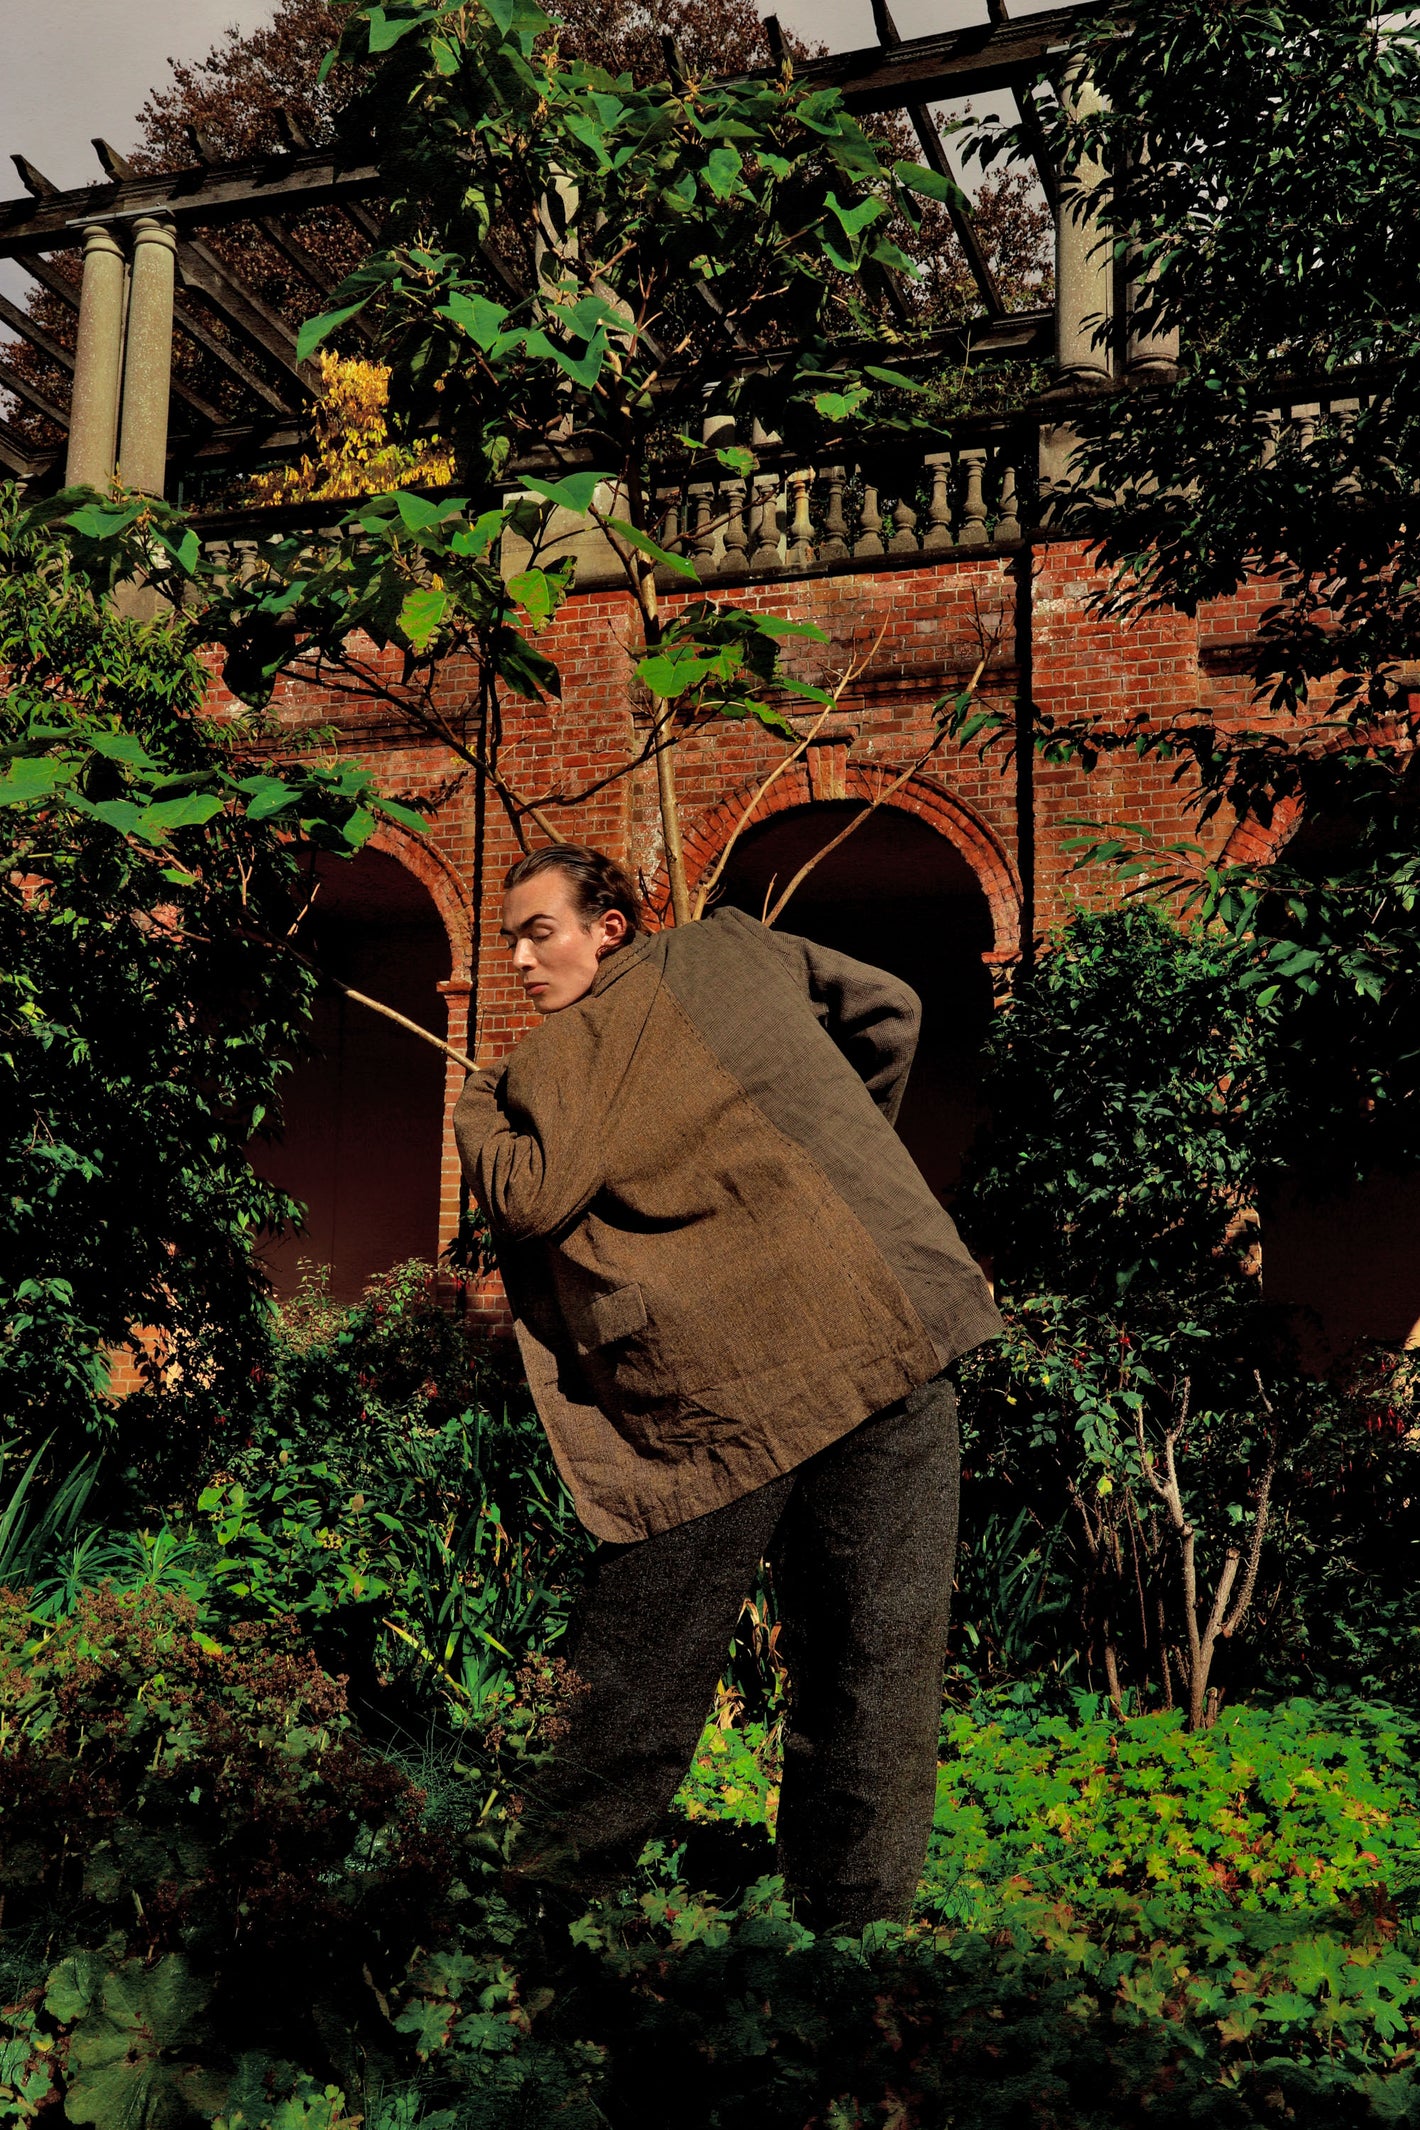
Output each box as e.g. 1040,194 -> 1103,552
569,1281 -> 647,1355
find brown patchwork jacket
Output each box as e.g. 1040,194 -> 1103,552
454,906 -> 1002,1542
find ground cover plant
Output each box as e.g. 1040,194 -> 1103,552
10,904 -> 1420,2127
11,4 -> 1420,2123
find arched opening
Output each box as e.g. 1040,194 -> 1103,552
715,802 -> 995,1201
252,847 -> 452,1302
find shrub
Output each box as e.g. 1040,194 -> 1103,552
955,906 -> 1420,1718
0,490 -> 413,1480
0,1585 -> 449,2087
200,1262 -> 590,1724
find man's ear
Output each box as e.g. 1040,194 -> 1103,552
595,909 -> 629,958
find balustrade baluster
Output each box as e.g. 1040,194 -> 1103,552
786,469 -> 815,568
751,473 -> 782,570
656,487 -> 684,561
1291,404 -> 1319,457
922,454 -> 954,550
854,483 -> 884,558
689,482 -> 718,575
1256,410 -> 1280,468
1330,398 -> 1362,500
888,494 -> 919,553
958,449 -> 989,546
721,478 -> 749,574
995,462 -> 1021,544
819,467 -> 849,560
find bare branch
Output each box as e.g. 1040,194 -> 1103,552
761,658 -> 986,929
686,637 -> 886,924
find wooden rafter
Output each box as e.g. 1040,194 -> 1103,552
0,355 -> 67,429
20,254 -> 256,424
800,5 -> 1090,111
870,0 -> 1004,319
0,288 -> 74,372
0,419 -> 40,475
176,235 -> 319,392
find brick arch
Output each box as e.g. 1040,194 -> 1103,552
367,822 -> 473,975
1215,794 -> 1303,870
681,764 -> 1023,964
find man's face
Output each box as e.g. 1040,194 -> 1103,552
501,871 -> 629,1013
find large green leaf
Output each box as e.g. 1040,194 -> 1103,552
295,302 -> 372,363
398,587 -> 449,650
508,568 -> 567,630
893,159 -> 968,211
440,290 -> 512,350
520,471 -> 609,515
135,793 -> 225,843
605,519 -> 698,581
58,1953 -> 211,2130
0,755 -> 79,806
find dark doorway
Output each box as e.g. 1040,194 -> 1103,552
251,848 -> 452,1302
716,803 -> 994,1201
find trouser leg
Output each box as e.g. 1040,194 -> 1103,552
771,1371 -> 961,1931
513,1470 -> 792,1895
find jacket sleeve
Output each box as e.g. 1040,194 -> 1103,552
452,1006 -> 639,1243
767,927 -> 922,1123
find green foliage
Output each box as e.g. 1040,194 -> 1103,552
675,1717 -> 780,1832
197,1264 -> 589,1719
0,489 -> 422,1471
964,2 -> 1420,1159
981,0 -> 1420,697
0,1585 -> 448,2130
965,903 -> 1269,1305
927,1697 -> 1420,1924
164,0 -> 1014,915
0,1586 -> 445,1957
316,0 -> 962,470
956,905 -> 1420,1709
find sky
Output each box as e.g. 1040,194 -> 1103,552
0,0 -> 1059,308
1,0 -> 1064,186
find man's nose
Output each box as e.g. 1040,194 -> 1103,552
512,937 -> 535,969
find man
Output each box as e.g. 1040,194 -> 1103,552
454,842 -> 1001,1932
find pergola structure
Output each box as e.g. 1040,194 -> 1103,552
0,2 -> 1156,503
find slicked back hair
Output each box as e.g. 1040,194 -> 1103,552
502,843 -> 644,947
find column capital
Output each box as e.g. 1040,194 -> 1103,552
79,221 -> 125,259
129,215 -> 177,254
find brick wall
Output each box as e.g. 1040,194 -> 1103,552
212,536 -> 1375,1345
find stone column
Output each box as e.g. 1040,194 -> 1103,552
1126,264 -> 1180,380
65,223 -> 126,491
117,216 -> 177,497
1054,69 -> 1114,385
1124,153 -> 1180,380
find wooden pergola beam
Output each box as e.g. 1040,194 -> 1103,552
21,253 -> 271,423
797,5 -> 1090,111
0,146 -> 383,258
0,355 -> 68,428
176,234 -> 319,392
0,419 -> 39,475
870,0 -> 1004,319
0,288 -> 74,371
0,6 -> 1089,258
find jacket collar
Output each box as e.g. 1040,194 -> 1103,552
590,927 -> 661,998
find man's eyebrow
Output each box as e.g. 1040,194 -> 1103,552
499,909 -> 558,939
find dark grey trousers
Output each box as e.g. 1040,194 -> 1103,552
515,1371 -> 960,1931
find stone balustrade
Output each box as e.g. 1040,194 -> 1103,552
650,429 -> 1032,584
198,425 -> 1036,597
